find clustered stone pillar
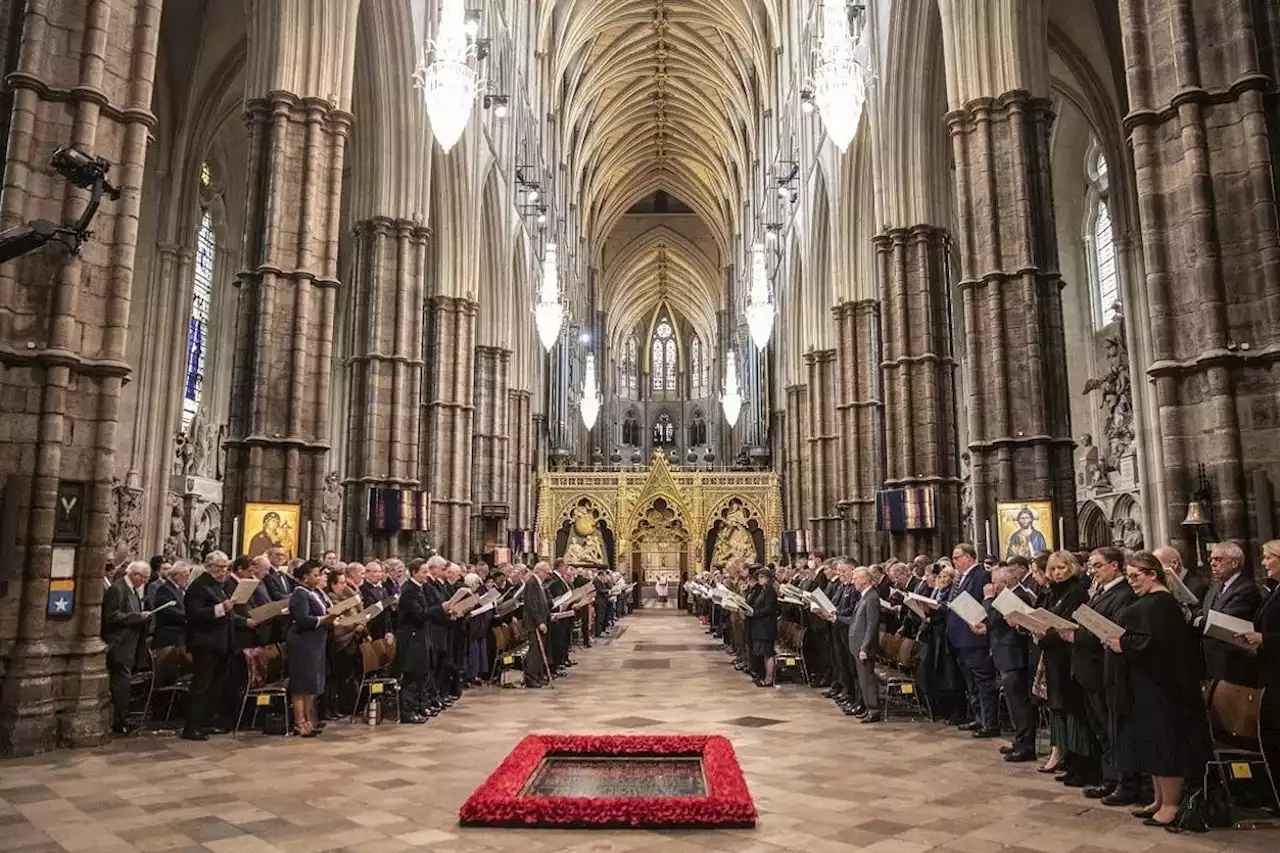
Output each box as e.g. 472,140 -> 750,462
946,92 -> 1076,556
223,92 -> 351,560
471,346 -> 511,549
834,300 -> 884,563
342,217 -> 429,556
805,350 -> 840,553
507,389 -> 535,530
422,296 -> 478,557
0,0 -> 162,755
783,383 -> 808,535
1119,0 -> 1280,552
875,226 -> 962,555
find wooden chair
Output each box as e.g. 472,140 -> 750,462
881,636 -> 928,720
234,643 -> 290,736
349,636 -> 400,723
141,645 -> 192,723
1203,680 -> 1279,815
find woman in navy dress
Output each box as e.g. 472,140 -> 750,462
287,561 -> 334,737
1107,551 -> 1210,827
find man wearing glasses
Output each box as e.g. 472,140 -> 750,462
1199,541 -> 1262,686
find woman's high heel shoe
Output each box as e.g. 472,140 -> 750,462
1131,806 -> 1160,819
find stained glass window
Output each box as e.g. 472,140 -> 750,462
624,334 -> 638,394
652,318 -> 676,392
182,208 -> 215,430
1088,146 -> 1119,327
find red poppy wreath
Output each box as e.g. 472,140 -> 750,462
458,734 -> 757,828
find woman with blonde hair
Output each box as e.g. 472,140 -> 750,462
1243,539 -> 1280,814
1034,551 -> 1097,782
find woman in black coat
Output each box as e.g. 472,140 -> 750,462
1033,551 -> 1095,778
285,561 -> 335,736
1242,539 -> 1280,813
746,565 -> 780,687
1107,551 -> 1212,826
917,564 -> 964,723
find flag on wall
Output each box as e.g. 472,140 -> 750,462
875,486 -> 937,531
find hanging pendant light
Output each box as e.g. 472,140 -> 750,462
535,243 -> 563,351
580,352 -> 602,430
413,0 -> 478,152
745,242 -> 774,350
721,350 -> 743,427
811,2 -> 868,153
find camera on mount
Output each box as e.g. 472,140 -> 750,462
50,147 -> 121,199
0,146 -> 121,263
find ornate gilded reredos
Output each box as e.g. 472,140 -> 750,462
536,455 -> 781,567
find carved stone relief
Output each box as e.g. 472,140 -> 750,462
320,470 -> 342,552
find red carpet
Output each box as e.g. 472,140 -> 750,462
458,734 -> 757,828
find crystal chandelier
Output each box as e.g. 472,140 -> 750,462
812,2 -> 868,153
535,243 -> 563,351
721,350 -> 743,427
413,0 -> 478,152
580,352 -> 602,430
745,242 -> 774,350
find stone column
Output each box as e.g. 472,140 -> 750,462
805,350 -> 840,552
222,92 -> 352,560
1119,0 -> 1280,551
342,217 -> 429,557
875,226 -> 962,555
471,346 -> 511,551
783,384 -> 808,533
421,296 -> 478,557
939,0 -> 1076,557
507,388 -> 533,530
0,0 -> 162,755
835,300 -> 884,564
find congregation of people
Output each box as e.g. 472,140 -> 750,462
99,547 -> 631,740
691,539 -> 1280,831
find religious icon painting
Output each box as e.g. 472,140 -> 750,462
996,500 -> 1055,561
242,501 -> 301,559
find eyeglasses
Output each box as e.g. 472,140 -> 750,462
1124,573 -> 1144,582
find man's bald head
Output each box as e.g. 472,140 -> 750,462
1153,546 -> 1182,575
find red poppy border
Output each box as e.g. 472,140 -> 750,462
458,734 -> 757,829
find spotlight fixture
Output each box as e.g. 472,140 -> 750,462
800,89 -> 816,114
526,188 -> 539,203
536,208 -> 547,224
765,223 -> 782,241
483,94 -> 509,118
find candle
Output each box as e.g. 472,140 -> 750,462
232,516 -> 240,556
1057,516 -> 1065,550
984,519 -> 993,556
306,521 -> 313,559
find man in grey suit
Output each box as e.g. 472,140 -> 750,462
847,567 -> 882,723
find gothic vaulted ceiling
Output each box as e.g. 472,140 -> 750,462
539,0 -> 777,348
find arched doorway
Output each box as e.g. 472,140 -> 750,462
630,497 -> 689,607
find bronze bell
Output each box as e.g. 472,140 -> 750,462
1181,500 -> 1209,527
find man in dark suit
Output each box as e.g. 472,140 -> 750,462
571,566 -> 594,647
151,562 -> 189,650
395,559 -> 434,723
422,556 -> 457,708
101,561 -> 153,734
1154,545 -> 1209,604
829,562 -> 862,714
544,559 -> 574,673
1199,541 -> 1263,686
522,561 -> 553,687
593,567 -> 612,636
261,544 -> 294,601
980,566 -> 1037,761
947,543 -> 1000,737
182,551 -> 235,741
1071,547 -> 1138,801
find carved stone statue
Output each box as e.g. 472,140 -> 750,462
182,408 -> 225,480
1118,516 -> 1144,552
162,499 -> 186,562
110,479 -> 143,563
321,470 -> 342,551
711,503 -> 756,567
1082,311 -> 1135,469
563,507 -> 607,566
959,451 -> 973,542
1075,433 -> 1108,492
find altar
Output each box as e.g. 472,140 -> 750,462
536,455 -> 782,579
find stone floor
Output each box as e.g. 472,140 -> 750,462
2,607 -> 1275,853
